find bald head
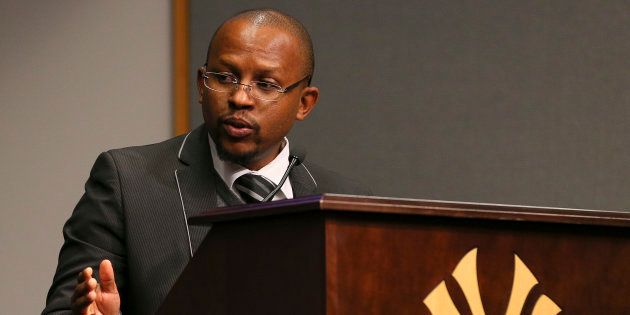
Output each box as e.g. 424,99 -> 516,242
206,9 -> 315,79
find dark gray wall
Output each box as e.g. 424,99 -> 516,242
189,1 -> 629,210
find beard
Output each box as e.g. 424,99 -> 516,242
214,139 -> 260,167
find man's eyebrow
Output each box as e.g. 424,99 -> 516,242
251,60 -> 284,76
255,67 -> 282,77
213,61 -> 283,76
209,54 -> 286,76
208,58 -> 238,71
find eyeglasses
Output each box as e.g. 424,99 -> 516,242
202,71 -> 311,101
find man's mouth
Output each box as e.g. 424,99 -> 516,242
222,117 -> 256,138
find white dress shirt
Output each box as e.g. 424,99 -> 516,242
208,133 -> 294,201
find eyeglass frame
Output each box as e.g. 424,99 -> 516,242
200,67 -> 312,101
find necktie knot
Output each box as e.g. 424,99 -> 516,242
234,173 -> 276,203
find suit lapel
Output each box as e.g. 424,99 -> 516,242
289,162 -> 319,197
174,126 -> 219,253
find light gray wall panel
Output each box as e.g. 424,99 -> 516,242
0,1 -> 171,313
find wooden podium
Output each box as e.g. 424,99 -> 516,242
158,194 -> 630,314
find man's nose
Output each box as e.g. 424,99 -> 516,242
228,83 -> 256,108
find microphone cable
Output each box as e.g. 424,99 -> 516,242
261,150 -> 305,202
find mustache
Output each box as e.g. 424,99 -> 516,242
220,112 -> 260,131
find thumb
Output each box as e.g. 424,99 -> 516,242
98,259 -> 118,294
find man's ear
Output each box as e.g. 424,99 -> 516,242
196,67 -> 206,104
295,86 -> 319,121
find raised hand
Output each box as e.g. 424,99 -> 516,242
71,259 -> 120,315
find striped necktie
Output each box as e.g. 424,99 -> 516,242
234,173 -> 276,203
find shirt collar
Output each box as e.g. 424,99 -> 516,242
208,133 -> 294,199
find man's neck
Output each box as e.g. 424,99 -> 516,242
208,133 -> 294,200
240,144 -> 283,171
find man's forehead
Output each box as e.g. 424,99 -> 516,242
212,19 -> 294,50
208,20 -> 303,71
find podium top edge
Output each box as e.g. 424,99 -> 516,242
188,194 -> 630,227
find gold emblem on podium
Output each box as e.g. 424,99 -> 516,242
423,248 -> 561,315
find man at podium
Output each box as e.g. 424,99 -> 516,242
43,9 -> 368,315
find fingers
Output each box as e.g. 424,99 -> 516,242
72,267 -> 98,313
98,259 -> 118,294
72,267 -> 96,300
77,267 -> 92,283
73,277 -> 97,299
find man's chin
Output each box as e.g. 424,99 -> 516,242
216,143 -> 258,167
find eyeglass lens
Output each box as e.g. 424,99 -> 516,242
204,73 -> 281,101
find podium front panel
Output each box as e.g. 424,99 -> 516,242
324,211 -> 629,314
161,194 -> 630,314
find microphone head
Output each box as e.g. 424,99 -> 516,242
289,147 -> 307,166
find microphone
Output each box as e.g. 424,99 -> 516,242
261,148 -> 306,202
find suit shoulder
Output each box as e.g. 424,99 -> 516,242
104,132 -> 189,161
95,133 -> 191,174
301,161 -> 371,196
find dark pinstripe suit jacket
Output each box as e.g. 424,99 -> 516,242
43,125 -> 369,315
